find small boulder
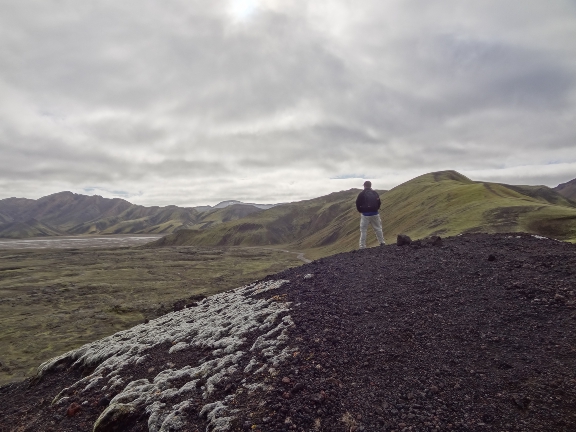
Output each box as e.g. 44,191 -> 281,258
397,234 -> 412,246
426,235 -> 443,246
488,254 -> 496,261
98,397 -> 111,407
66,402 -> 81,417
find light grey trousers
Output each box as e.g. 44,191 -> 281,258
359,214 -> 385,248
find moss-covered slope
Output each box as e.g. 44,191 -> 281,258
153,170 -> 576,258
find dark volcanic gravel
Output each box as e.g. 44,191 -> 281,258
1,233 -> 576,432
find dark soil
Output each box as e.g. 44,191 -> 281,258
1,233 -> 576,432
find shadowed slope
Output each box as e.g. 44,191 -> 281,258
0,219 -> 67,238
554,177 -> 576,200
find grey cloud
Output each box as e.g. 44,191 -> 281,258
0,0 -> 575,205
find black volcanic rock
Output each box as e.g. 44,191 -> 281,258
423,235 -> 443,246
1,233 -> 576,431
397,234 -> 412,246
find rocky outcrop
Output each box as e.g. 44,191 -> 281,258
396,234 -> 412,246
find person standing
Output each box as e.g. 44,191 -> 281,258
356,180 -> 385,249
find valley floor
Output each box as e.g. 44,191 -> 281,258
0,245 -> 302,385
0,234 -> 164,250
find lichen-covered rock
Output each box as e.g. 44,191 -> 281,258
93,403 -> 137,432
36,279 -> 296,432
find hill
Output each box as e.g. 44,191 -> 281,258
185,204 -> 264,231
554,178 -> 576,200
152,188 -> 373,257
382,170 -> 576,242
1,233 -> 575,431
0,192 -> 268,238
153,170 -> 576,258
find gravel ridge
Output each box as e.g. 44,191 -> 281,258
1,233 -> 575,432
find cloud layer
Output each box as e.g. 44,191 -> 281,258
1,0 -> 575,206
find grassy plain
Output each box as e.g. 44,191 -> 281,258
0,246 -> 302,385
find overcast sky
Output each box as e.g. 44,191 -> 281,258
1,0 -> 575,207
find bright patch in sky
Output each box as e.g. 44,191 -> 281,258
230,0 -> 257,20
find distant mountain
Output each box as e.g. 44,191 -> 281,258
5,172 -> 576,244
554,178 -> 576,200
0,192 -> 268,238
153,170 -> 576,258
197,200 -> 276,212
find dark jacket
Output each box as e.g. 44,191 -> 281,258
356,188 -> 381,213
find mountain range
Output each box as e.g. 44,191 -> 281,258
0,193 -> 272,238
1,171 -> 575,251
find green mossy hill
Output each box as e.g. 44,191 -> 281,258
185,204 -> 264,231
383,170 -> 576,242
153,170 -> 576,258
152,189 -> 377,257
554,177 -> 576,201
0,193 -> 265,238
68,205 -> 202,235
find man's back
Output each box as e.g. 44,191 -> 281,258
356,188 -> 381,214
